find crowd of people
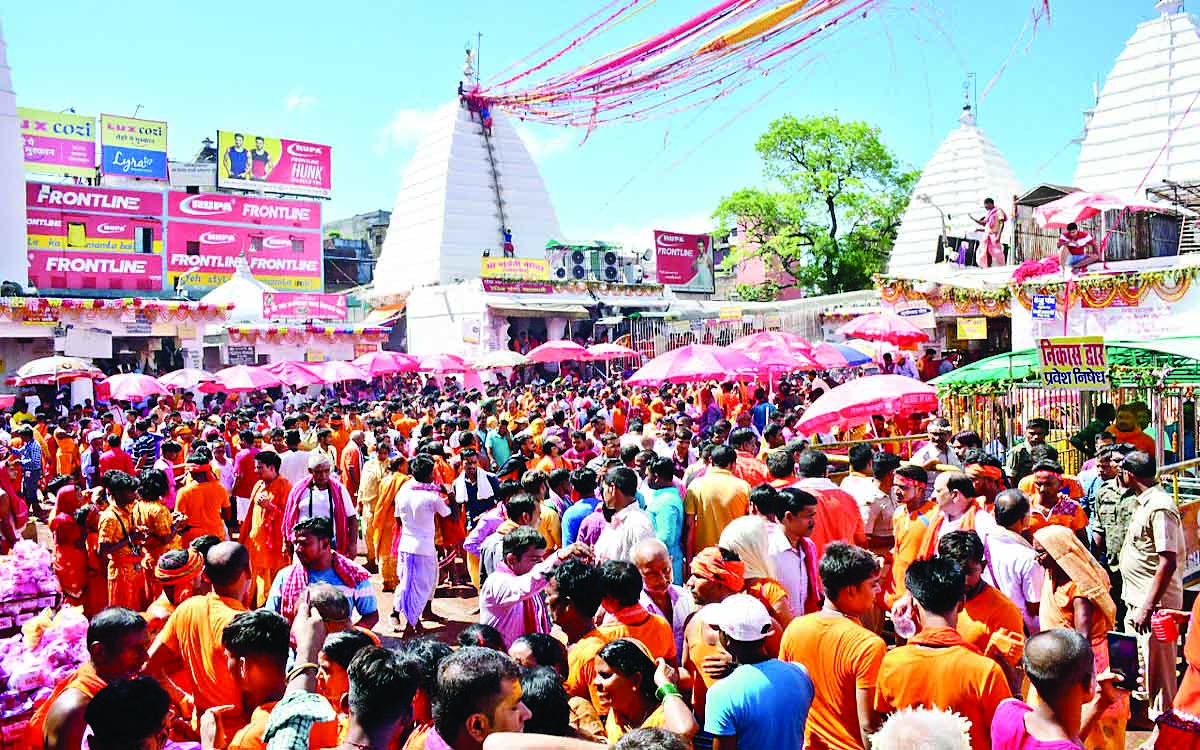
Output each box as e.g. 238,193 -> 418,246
3,370 -> 1199,750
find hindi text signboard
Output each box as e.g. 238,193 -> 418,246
1038,336 -> 1108,390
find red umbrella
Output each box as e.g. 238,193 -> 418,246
527,340 -> 590,363
626,344 -> 758,385
739,342 -> 821,373
103,373 -> 171,401
157,368 -> 216,390
262,361 -> 324,387
795,374 -> 938,435
727,331 -> 814,353
213,365 -> 283,393
418,353 -> 468,374
836,312 -> 929,347
586,343 -> 643,361
310,360 -> 370,383
352,350 -> 419,376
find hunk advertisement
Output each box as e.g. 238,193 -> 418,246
27,211 -> 163,254
167,192 -> 321,229
18,108 -> 96,178
28,250 -> 163,292
216,130 -> 332,198
26,182 -> 165,216
165,222 -> 322,291
99,114 -> 169,181
654,230 -> 714,293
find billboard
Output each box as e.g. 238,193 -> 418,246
480,257 -> 550,280
654,230 -> 714,293
165,222 -> 322,291
99,114 -> 169,181
167,191 -> 320,229
27,211 -> 163,254
216,130 -> 331,198
262,292 -> 347,321
27,181 -> 164,216
28,249 -> 163,292
18,108 -> 96,178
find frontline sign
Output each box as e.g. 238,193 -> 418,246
168,191 -> 321,229
28,250 -> 163,291
165,221 -> 322,291
26,182 -> 164,216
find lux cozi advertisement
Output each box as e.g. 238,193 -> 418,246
216,130 -> 332,199
18,108 -> 96,178
25,182 -> 165,291
165,222 -> 322,291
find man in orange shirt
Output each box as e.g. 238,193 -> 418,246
597,560 -> 676,664
202,609 -> 339,750
683,446 -> 750,566
795,450 -> 868,556
238,451 -> 292,607
27,607 -> 148,750
780,542 -> 886,750
875,557 -> 1009,750
145,541 -> 251,720
97,470 -> 148,611
887,465 -> 933,607
729,428 -> 771,487
176,454 -> 231,545
328,415 -> 350,464
547,559 -> 610,713
938,530 -> 1026,695
1021,460 -> 1089,541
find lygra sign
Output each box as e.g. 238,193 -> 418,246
27,182 -> 164,216
167,191 -> 320,229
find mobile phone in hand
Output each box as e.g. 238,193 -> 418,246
1106,632 -> 1140,692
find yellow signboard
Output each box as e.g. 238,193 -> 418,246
480,258 -> 550,280
1038,336 -> 1108,390
956,317 -> 987,340
719,306 -> 742,320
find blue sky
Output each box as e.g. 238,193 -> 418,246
3,1 -> 1162,249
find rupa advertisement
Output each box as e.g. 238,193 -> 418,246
164,223 -> 322,291
216,130 -> 332,198
654,230 -> 714,294
167,192 -> 321,229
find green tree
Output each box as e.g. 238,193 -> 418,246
714,114 -> 918,295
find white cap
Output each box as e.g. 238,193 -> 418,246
86,430 -> 105,443
705,594 -> 775,643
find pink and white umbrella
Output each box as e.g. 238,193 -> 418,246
352,350 -> 419,376
13,356 -> 104,386
103,373 -> 171,401
213,365 -> 283,393
1034,191 -> 1177,230
418,353 -> 469,374
740,342 -> 821,373
795,374 -> 938,435
157,368 -> 216,390
310,360 -> 370,383
261,361 -> 325,387
727,331 -> 814,354
626,344 -> 758,386
527,340 -> 590,364
837,312 -> 929,347
586,343 -> 643,361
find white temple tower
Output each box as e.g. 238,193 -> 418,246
0,19 -> 29,288
372,103 -> 564,293
1074,1 -> 1200,194
887,105 -> 1021,276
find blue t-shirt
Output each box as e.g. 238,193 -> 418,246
750,401 -> 777,434
645,486 -> 684,583
265,564 -> 378,619
561,496 -> 601,546
226,146 -> 248,177
704,659 -> 813,750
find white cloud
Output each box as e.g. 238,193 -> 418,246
376,104 -> 453,153
515,124 -> 571,162
578,211 -> 714,253
286,93 -> 316,112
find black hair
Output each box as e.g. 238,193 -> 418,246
395,638 -> 454,698
501,526 -> 547,561
1027,418 -> 1050,431
777,487 -> 818,516
518,666 -> 572,736
748,483 -> 780,518
1024,628 -> 1094,698
848,444 -> 873,472
596,639 -> 656,702
961,448 -> 1002,471
1095,403 -> 1116,422
599,560 -> 643,608
941,471 -> 977,498
872,451 -> 901,480
570,467 -> 598,496
521,470 -> 548,496
45,474 -> 73,496
321,629 -> 377,670
505,493 -> 539,524
72,502 -> 97,529
937,530 -> 986,568
819,542 -> 880,601
511,632 -> 569,676
434,647 -> 522,739
255,450 -> 282,471
952,430 -> 982,449
604,466 -> 639,497
552,558 -> 603,619
294,515 -> 335,541
190,534 -> 222,558
410,454 -> 436,483
1031,459 -> 1064,475
548,468 -> 572,492
796,450 -> 828,478
85,677 -> 170,750
222,609 -> 290,668
729,427 -> 758,450
620,444 -> 641,464
457,623 -> 506,651
648,456 -> 675,483
766,450 -> 794,479
1121,451 -> 1156,480
87,607 -> 147,650
993,489 -> 1030,528
710,444 -> 736,468
102,469 -> 139,497
348,646 -> 419,732
905,557 -> 965,617
137,468 -> 169,502
894,464 -> 927,484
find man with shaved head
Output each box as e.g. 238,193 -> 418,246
631,537 -> 695,658
144,541 -> 251,716
990,628 -> 1118,747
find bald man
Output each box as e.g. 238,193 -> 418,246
144,541 -> 252,716
631,538 -> 695,658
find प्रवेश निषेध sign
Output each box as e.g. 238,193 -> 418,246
1038,336 -> 1109,390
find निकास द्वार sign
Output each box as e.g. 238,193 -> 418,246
1038,336 -> 1108,390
